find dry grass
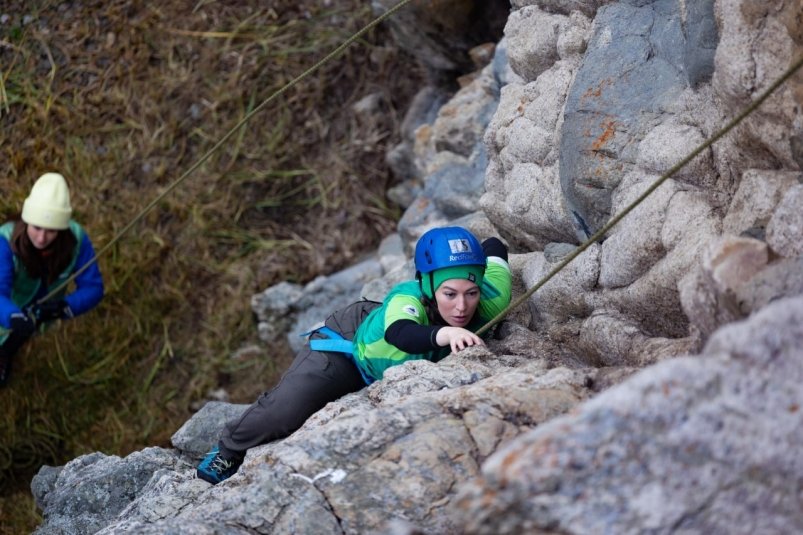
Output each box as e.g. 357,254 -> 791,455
0,0 -> 423,530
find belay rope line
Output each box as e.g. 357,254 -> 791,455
37,0 -> 414,302
34,3 -> 803,337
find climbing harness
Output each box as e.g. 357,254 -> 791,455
306,326 -> 354,355
302,326 -> 374,385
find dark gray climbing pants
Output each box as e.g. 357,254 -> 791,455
219,299 -> 380,458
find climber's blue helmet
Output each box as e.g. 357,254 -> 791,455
414,226 -> 486,300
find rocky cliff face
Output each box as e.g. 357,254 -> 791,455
32,1 -> 803,533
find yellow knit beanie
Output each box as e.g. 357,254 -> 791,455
21,173 -> 73,230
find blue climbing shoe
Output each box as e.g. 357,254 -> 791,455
196,447 -> 241,484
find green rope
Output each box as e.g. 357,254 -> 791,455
38,0 -> 413,304
476,52 -> 803,337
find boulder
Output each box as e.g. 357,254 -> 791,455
722,169 -> 801,237
453,295 -> 803,535
171,401 -> 249,459
766,184 -> 803,258
560,0 -> 717,237
37,345 -> 619,534
32,448 -> 186,535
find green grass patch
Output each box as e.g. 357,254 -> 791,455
0,1 -> 423,531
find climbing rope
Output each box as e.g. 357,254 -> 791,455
476,52 -> 803,337
37,0 -> 414,304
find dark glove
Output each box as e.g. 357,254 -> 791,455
32,300 -> 73,323
9,313 -> 37,337
481,237 -> 508,261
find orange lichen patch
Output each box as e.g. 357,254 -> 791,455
415,123 -> 433,144
415,196 -> 431,209
457,71 -> 480,87
500,449 -> 519,475
439,104 -> 458,118
469,42 -> 496,68
591,119 -> 617,151
584,86 -> 602,99
480,487 -> 498,507
580,78 -> 613,103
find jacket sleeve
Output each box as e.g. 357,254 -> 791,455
64,233 -> 104,316
385,319 -> 442,353
0,238 -> 21,328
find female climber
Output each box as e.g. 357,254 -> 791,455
197,225 -> 511,484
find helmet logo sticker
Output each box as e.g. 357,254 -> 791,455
448,238 -> 472,254
402,305 -> 418,317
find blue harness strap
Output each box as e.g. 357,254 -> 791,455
307,326 -> 355,354
301,325 -> 374,385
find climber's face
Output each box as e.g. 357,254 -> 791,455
434,279 -> 481,327
27,225 -> 59,249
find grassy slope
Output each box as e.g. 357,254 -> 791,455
0,0 -> 423,530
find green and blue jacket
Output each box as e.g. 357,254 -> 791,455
0,220 -> 104,344
352,255 -> 512,382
